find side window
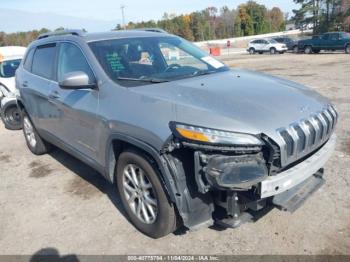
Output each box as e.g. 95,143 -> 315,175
322,34 -> 330,40
32,44 -> 57,80
23,48 -> 35,71
261,40 -> 268,44
330,33 -> 339,40
57,43 -> 95,84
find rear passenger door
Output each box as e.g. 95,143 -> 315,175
260,40 -> 269,51
19,43 -> 58,132
50,42 -> 99,159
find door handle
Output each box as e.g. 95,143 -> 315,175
48,91 -> 60,99
22,81 -> 28,87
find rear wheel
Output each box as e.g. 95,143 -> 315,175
1,104 -> 22,130
116,150 -> 177,238
22,111 -> 51,155
345,44 -> 350,54
248,48 -> 255,55
304,46 -> 313,54
270,47 -> 276,54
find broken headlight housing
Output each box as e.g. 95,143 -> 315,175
170,122 -> 264,146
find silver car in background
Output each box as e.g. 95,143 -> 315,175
247,38 -> 288,54
16,30 -> 337,238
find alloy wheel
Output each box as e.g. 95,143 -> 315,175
23,116 -> 37,148
122,164 -> 158,224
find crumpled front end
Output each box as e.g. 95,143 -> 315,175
162,105 -> 338,230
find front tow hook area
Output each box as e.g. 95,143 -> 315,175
272,169 -> 325,213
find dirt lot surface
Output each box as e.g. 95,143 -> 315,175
0,53 -> 349,256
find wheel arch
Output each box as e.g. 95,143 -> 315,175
105,133 -> 178,203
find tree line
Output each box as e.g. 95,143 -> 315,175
117,1 -> 286,41
1,1 -> 349,47
293,0 -> 350,33
0,28 -> 49,47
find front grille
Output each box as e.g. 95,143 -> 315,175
277,105 -> 337,166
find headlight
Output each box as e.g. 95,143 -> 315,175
170,122 -> 263,146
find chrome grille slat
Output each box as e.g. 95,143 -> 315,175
316,113 -> 327,140
309,116 -> 321,146
277,106 -> 337,166
323,110 -> 335,132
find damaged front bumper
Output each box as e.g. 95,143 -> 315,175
164,132 -> 336,230
260,134 -> 336,198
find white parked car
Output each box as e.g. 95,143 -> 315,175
0,46 -> 26,130
247,38 -> 288,55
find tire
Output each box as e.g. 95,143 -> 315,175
270,47 -> 276,54
345,44 -> 350,54
304,46 -> 313,54
293,46 -> 299,53
22,111 -> 51,155
248,48 -> 255,55
1,104 -> 22,130
115,150 -> 177,238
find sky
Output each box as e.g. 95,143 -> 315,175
0,0 -> 298,33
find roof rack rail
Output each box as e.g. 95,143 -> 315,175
37,29 -> 85,40
131,28 -> 168,33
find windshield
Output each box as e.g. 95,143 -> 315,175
0,59 -> 21,78
88,36 -> 229,86
268,38 -> 278,44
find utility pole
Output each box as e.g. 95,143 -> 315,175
121,5 -> 126,30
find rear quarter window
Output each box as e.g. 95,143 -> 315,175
32,44 -> 57,80
23,48 -> 35,71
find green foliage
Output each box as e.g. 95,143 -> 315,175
0,1 -> 289,46
119,1 -> 285,40
293,0 -> 350,33
0,28 -> 49,47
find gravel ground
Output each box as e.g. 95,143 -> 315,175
0,52 -> 349,256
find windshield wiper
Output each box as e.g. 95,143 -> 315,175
191,70 -> 216,77
116,76 -> 169,83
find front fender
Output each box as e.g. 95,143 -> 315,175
104,133 -> 178,203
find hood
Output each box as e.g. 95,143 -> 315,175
131,69 -> 330,142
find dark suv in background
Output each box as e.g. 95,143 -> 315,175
298,32 -> 350,54
16,30 -> 337,238
273,36 -> 298,53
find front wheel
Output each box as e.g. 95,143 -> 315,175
248,48 -> 255,55
270,47 -> 276,54
116,150 -> 177,238
345,44 -> 350,54
22,111 -> 51,155
1,104 -> 22,130
304,46 -> 313,54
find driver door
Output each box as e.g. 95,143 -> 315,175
50,42 -> 100,159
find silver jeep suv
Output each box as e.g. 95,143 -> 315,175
16,29 -> 337,238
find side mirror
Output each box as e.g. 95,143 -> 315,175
59,71 -> 96,89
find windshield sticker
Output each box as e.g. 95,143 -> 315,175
201,56 -> 224,69
106,53 -> 125,73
